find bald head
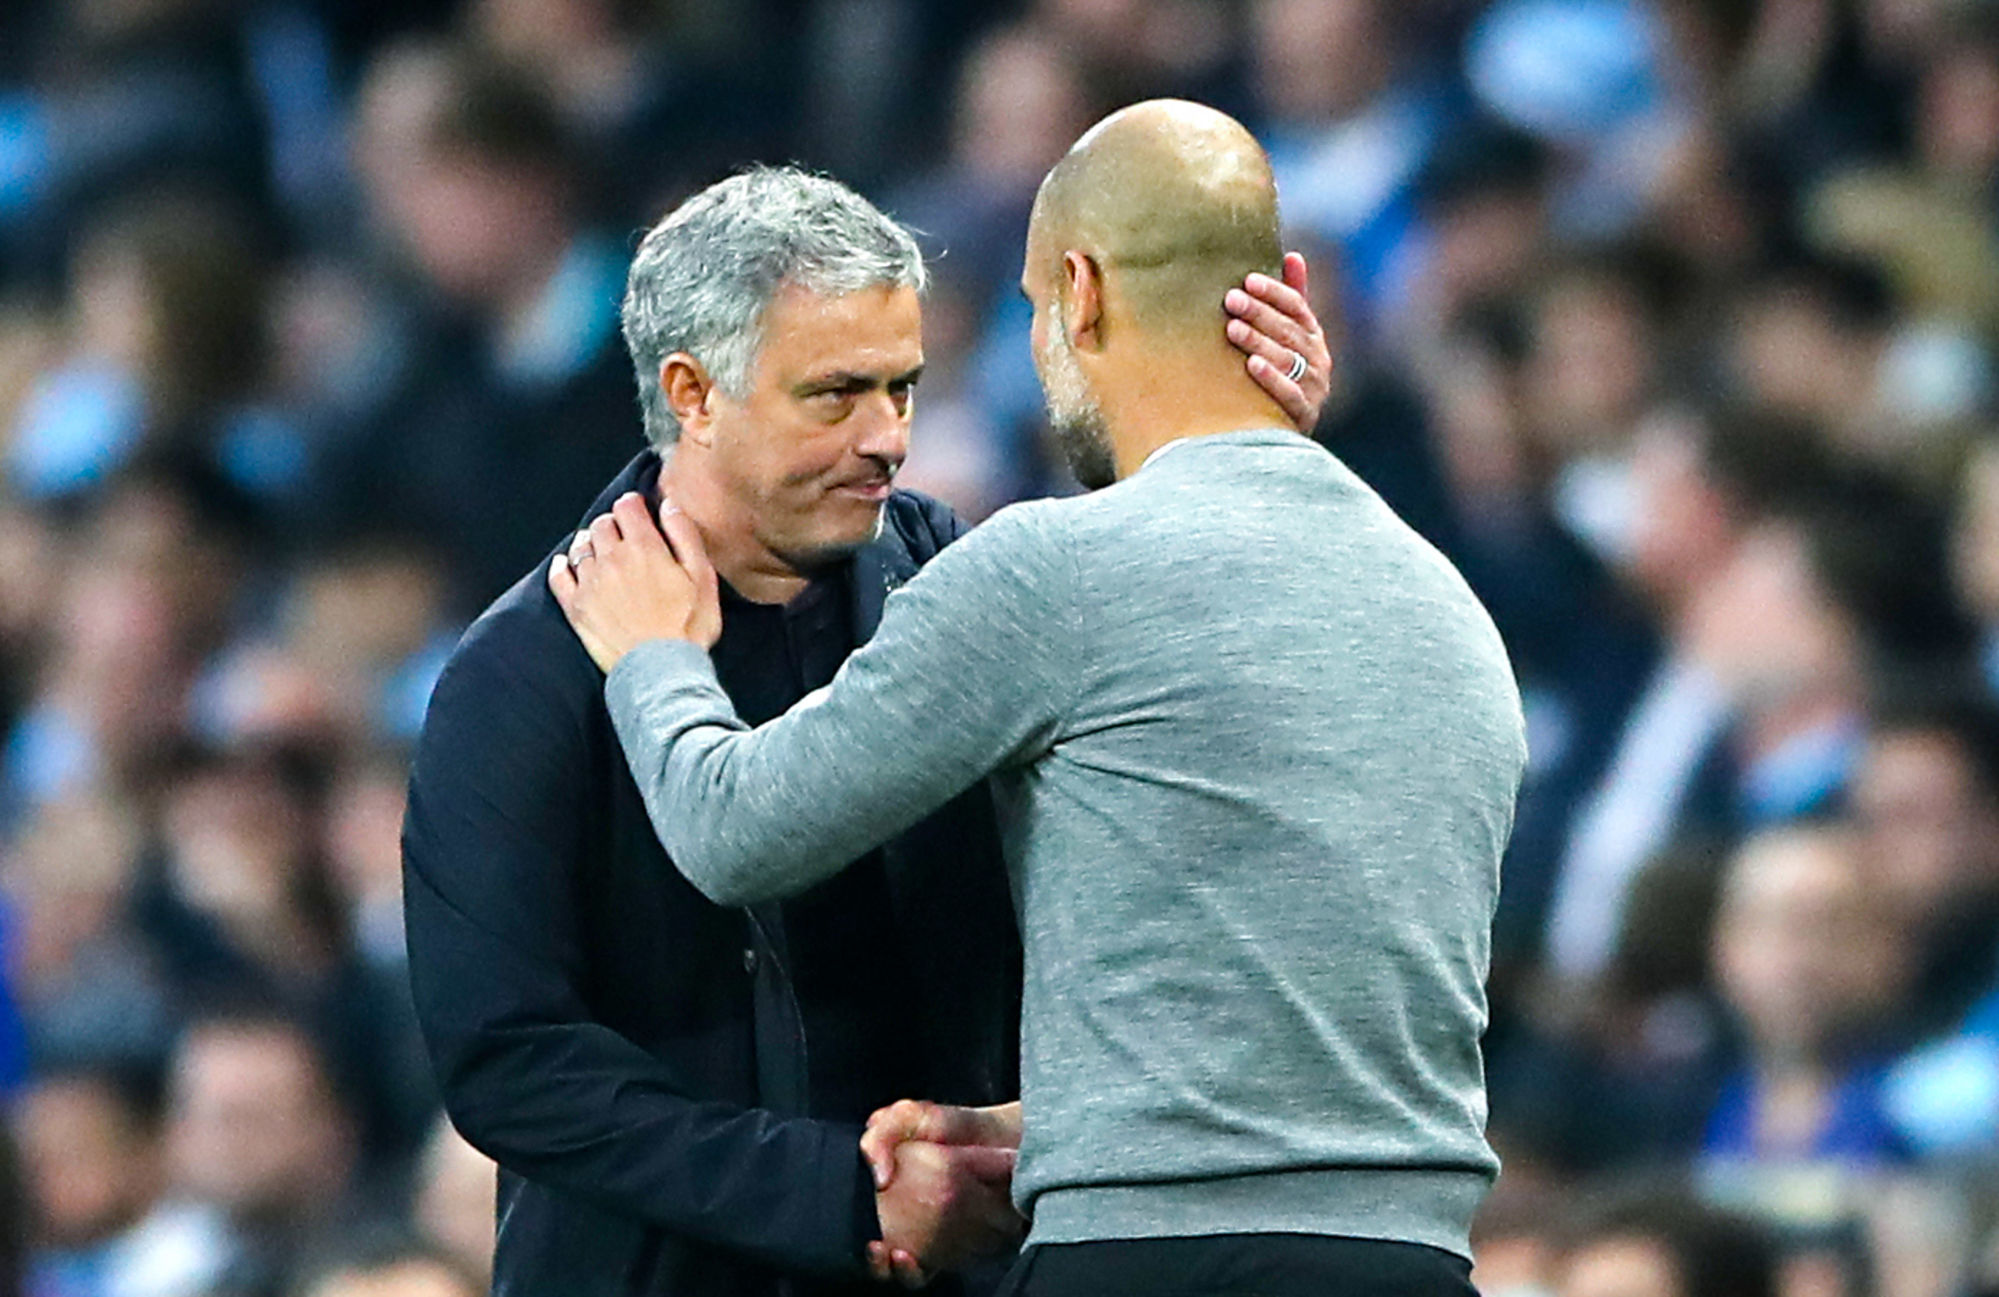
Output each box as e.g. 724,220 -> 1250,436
1031,100 -> 1282,343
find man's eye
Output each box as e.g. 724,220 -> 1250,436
806,390 -> 855,419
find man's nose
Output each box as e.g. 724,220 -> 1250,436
854,393 -> 910,465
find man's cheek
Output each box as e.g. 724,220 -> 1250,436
778,456 -> 852,491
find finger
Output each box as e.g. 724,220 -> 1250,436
1227,313 -> 1317,421
1224,290 -> 1310,359
1270,256 -> 1333,404
1226,315 -> 1311,379
867,1099 -> 929,1133
588,512 -> 623,560
867,1241 -> 893,1282
612,492 -> 667,551
868,1099 -> 1010,1149
655,499 -> 717,605
548,554 -> 619,672
1281,250 -> 1310,299
860,1127 -> 899,1189
1235,264 -> 1330,388
1241,269 -> 1316,337
861,1100 -> 935,1189
890,1250 -> 928,1290
884,1100 -> 968,1145
548,554 -> 578,609
658,506 -> 716,588
1246,352 -> 1311,430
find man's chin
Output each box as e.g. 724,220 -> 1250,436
773,507 -> 886,573
1070,457 -> 1117,492
1056,423 -> 1117,491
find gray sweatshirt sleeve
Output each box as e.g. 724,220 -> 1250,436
602,502 -> 1077,906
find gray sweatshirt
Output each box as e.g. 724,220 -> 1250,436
604,428 -> 1528,1258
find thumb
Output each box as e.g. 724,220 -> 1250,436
860,1126 -> 899,1191
951,1144 -> 1018,1184
658,503 -> 715,586
877,1100 -> 995,1146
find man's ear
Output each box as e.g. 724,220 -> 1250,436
662,353 -> 717,446
1061,250 -> 1105,353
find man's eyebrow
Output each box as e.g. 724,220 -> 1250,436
795,364 -> 926,393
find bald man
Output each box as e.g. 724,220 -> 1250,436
551,102 -> 1527,1297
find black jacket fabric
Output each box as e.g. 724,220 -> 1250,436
403,452 -> 1021,1296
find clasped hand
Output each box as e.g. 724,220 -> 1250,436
548,492 -> 721,671
861,1100 -> 1024,1288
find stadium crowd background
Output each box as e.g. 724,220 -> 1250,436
7,0 -> 1999,1293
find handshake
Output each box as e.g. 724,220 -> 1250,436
862,1099 -> 1025,1288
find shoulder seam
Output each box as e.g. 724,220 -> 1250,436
1026,504 -> 1086,740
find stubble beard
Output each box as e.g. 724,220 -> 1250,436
1037,326 -> 1117,491
765,498 -> 887,575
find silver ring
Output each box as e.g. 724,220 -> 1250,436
1285,350 -> 1308,384
568,531 -> 596,564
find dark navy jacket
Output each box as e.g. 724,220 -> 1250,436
403,453 -> 1021,1296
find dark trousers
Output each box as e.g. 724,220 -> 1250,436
996,1233 -> 1477,1297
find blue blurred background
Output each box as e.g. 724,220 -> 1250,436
9,1 -> 1999,1294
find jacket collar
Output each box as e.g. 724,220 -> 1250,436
575,450 -> 663,527
849,511 -> 921,644
580,452 -> 920,645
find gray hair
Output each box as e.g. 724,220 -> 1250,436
621,165 -> 929,447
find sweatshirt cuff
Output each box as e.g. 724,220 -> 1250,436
604,636 -> 717,710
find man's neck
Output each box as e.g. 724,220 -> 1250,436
1106,342 -> 1296,479
659,451 -> 813,605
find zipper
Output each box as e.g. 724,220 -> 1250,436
745,906 -> 810,1113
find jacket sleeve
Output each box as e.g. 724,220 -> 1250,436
402,614 -> 876,1278
603,502 -> 1078,907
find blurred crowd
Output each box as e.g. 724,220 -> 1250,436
7,0 -> 1999,1294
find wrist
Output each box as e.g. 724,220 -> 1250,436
984,1101 -> 1023,1147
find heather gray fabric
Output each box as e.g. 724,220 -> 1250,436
603,428 -> 1528,1259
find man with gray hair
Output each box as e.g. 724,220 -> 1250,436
403,164 -> 1330,1297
